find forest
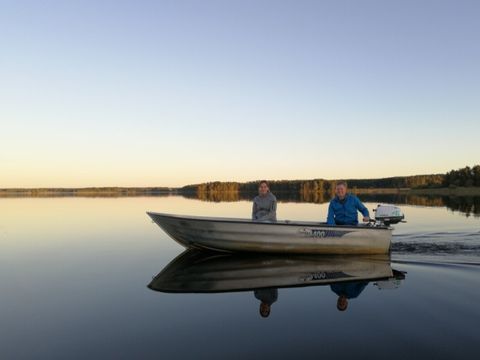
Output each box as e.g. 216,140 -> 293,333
181,165 -> 479,198
443,165 -> 480,187
1,166 -> 478,199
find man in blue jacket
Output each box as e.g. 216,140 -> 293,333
331,280 -> 369,311
327,181 -> 370,225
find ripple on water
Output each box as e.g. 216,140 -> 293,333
391,231 -> 480,264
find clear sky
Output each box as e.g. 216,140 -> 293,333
1,0 -> 479,187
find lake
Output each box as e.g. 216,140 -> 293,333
1,195 -> 479,359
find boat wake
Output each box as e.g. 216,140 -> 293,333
391,231 -> 480,264
394,230 -> 480,241
392,241 -> 480,255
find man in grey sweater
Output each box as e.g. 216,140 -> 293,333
252,180 -> 277,222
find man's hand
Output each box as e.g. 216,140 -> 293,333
363,216 -> 370,223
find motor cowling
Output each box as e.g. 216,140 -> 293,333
374,204 -> 405,225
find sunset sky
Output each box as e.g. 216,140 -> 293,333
1,0 -> 479,187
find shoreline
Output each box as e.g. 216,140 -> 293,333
407,187 -> 480,196
0,187 -> 179,198
1,186 -> 479,198
352,187 -> 480,195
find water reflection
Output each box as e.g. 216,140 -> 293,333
148,251 -> 406,316
182,192 -> 480,217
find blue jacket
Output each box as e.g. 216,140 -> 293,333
326,193 -> 369,225
330,281 -> 368,299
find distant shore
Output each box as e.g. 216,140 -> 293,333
0,187 -> 179,197
407,187 -> 480,196
1,186 -> 479,198
352,187 -> 480,195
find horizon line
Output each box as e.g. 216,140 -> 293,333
0,172 -> 448,190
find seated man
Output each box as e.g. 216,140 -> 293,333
326,181 -> 370,225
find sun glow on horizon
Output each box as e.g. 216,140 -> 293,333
1,1 -> 479,188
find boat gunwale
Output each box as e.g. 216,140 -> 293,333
147,274 -> 395,294
146,211 -> 391,231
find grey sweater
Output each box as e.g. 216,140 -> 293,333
252,192 -> 277,222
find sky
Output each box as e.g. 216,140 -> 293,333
1,0 -> 479,187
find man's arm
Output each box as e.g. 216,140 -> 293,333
252,201 -> 257,220
327,201 -> 335,225
355,197 -> 370,220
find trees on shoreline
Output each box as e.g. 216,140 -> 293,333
1,166 -> 477,198
443,165 -> 480,187
181,165 -> 479,199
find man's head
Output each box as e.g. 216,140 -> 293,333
259,302 -> 271,317
337,295 -> 348,311
335,181 -> 348,200
258,180 -> 270,196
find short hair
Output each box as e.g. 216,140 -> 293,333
259,180 -> 269,187
336,181 -> 348,188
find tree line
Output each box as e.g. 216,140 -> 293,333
443,165 -> 480,187
181,165 -> 479,198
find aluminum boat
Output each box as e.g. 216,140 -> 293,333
146,209 -> 403,255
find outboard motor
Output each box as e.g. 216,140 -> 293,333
373,204 -> 405,226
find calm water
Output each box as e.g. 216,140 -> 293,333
1,196 -> 479,359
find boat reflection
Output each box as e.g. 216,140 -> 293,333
148,250 -> 406,317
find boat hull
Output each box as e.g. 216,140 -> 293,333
147,212 -> 392,255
